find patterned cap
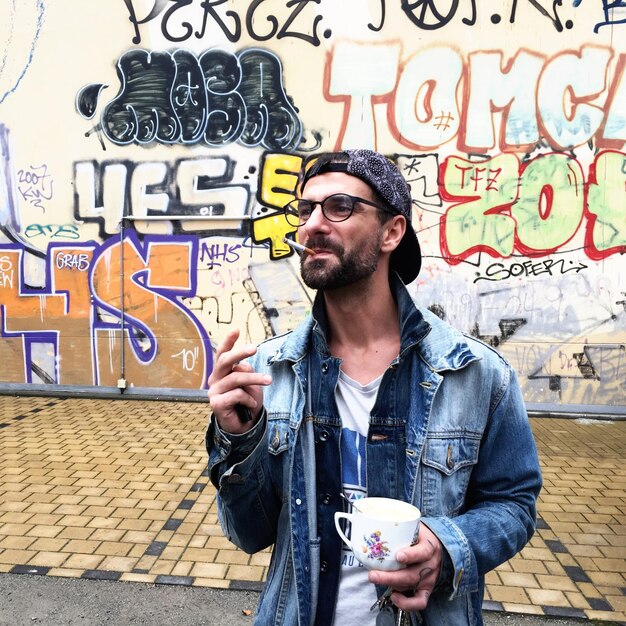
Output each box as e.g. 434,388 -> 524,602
301,149 -> 421,283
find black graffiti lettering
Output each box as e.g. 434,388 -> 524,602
481,262 -> 506,281
74,156 -> 253,238
398,0 -> 572,31
94,48 -> 302,150
102,51 -> 181,145
277,0 -> 323,47
509,262 -> 526,277
161,0 -> 195,42
246,0 -> 279,41
195,0 -> 242,42
401,0 -> 460,31
367,0 -> 386,31
76,84 -> 107,120
474,258 -> 588,282
238,49 -> 302,150
123,0 -> 327,45
509,0 -> 565,32
173,50 -> 207,144
200,50 -> 246,146
123,0 -> 170,45
462,0 -> 477,25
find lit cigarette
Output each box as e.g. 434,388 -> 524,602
283,237 -> 314,256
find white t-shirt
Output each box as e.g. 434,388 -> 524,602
332,370 -> 382,626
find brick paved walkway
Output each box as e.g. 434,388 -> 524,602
0,397 -> 624,622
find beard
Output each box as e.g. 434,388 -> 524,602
300,230 -> 382,290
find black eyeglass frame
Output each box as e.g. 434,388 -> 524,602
283,193 -> 395,228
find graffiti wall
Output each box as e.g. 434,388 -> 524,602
0,0 -> 624,413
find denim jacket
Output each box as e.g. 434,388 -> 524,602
207,277 -> 542,626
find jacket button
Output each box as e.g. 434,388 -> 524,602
319,430 -> 329,442
321,362 -> 329,374
321,493 -> 331,504
320,561 -> 328,573
446,444 -> 454,469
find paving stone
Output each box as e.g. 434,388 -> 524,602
155,574 -> 194,586
27,551 -> 69,568
1,398 -> 625,623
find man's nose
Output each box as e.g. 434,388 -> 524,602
304,202 -> 330,230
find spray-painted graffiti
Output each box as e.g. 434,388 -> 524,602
400,0 -> 576,31
120,0 -> 589,44
594,0 -> 626,32
474,259 -> 589,283
0,234 -> 211,388
16,164 -> 53,212
122,0 -> 326,46
328,43 -> 625,151
23,224 -> 80,240
0,1 -> 46,105
2,143 -> 625,409
77,48 -> 302,150
0,0 -> 624,418
74,156 -> 251,237
440,150 -> 626,262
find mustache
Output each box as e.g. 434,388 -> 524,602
304,236 -> 344,256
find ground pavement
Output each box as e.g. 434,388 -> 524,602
0,396 -> 624,623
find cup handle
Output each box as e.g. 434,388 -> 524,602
334,512 -> 353,550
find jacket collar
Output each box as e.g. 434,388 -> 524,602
268,273 -> 478,372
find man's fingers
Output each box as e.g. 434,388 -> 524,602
232,361 -> 254,373
390,587 -> 432,612
216,329 -> 240,359
213,344 -> 256,376
209,372 -> 272,406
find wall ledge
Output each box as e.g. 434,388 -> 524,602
1,385 -> 624,419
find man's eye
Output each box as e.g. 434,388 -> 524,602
325,197 -> 353,214
297,202 -> 313,217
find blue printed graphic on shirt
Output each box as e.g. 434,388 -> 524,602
341,427 -> 367,489
341,427 -> 368,566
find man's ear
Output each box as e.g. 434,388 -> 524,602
381,215 -> 406,253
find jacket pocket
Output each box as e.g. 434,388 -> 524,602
420,433 -> 481,516
267,417 -> 291,456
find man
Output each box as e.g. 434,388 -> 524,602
206,149 -> 542,625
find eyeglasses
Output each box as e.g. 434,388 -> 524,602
283,193 -> 392,228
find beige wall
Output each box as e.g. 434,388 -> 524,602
0,0 -> 624,412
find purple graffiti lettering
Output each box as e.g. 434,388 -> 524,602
199,241 -> 243,268
17,164 -> 53,211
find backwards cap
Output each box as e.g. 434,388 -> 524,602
301,149 -> 421,283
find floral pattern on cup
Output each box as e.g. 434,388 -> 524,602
361,530 -> 390,562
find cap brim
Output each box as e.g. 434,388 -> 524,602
391,226 -> 421,284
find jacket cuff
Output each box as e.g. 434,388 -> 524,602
206,409 -> 267,487
421,516 -> 478,598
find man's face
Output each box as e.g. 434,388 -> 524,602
298,172 -> 385,291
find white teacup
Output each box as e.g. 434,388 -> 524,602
334,497 -> 421,571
